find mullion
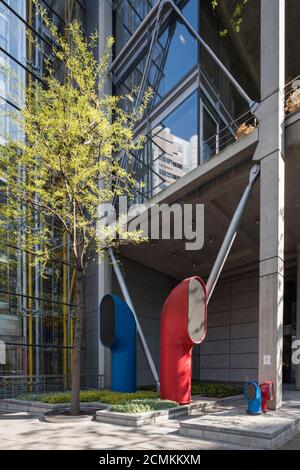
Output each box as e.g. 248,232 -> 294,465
0,47 -> 45,84
0,95 -> 21,111
0,0 -> 54,51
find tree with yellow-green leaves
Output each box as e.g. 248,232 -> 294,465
0,3 -> 150,415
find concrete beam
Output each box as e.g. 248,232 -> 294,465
254,0 -> 285,410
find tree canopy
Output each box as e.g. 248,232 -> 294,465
0,7 -> 150,274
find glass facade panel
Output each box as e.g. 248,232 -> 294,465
201,92 -> 235,162
0,1 -> 26,113
150,1 -> 197,104
0,0 -> 258,387
134,90 -> 198,198
0,2 -> 27,62
202,106 -> 217,163
114,0 -> 155,55
0,0 -> 84,390
199,0 -> 255,119
0,252 -> 9,310
115,1 -> 198,112
114,0 -> 257,201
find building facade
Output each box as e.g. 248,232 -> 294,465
85,0 -> 300,410
1,0 -> 300,409
0,0 -> 86,393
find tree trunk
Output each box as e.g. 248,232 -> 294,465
70,268 -> 84,415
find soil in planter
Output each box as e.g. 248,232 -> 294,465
45,407 -> 99,417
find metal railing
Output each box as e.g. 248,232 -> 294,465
0,374 -> 105,399
202,108 -> 257,162
284,74 -> 300,115
202,73 -> 300,160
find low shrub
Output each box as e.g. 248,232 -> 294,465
18,383 -> 242,403
137,385 -> 156,392
18,389 -> 159,404
191,383 -> 243,398
17,394 -> 42,402
136,383 -> 243,398
111,398 -> 178,414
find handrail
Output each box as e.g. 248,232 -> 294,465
203,111 -> 256,147
0,374 -> 105,399
0,373 -> 103,379
284,74 -> 300,90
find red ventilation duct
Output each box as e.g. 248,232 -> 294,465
160,276 -> 207,404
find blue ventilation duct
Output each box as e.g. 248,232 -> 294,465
100,294 -> 136,393
244,382 -> 262,415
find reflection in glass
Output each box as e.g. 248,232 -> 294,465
0,252 -> 9,310
114,0 -> 155,55
133,91 -> 198,199
0,0 -> 85,384
116,0 -> 198,112
149,0 -> 197,102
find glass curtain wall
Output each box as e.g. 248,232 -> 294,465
133,90 -> 198,199
115,0 -> 198,113
0,0 -> 85,395
114,0 -> 156,55
113,0 -> 257,200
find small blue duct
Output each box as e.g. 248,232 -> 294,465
244,382 -> 262,415
100,294 -> 136,393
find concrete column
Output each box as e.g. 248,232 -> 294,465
85,0 -> 113,386
254,0 -> 285,409
296,244 -> 300,390
97,0 -> 113,384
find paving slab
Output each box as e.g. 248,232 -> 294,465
0,391 -> 299,450
0,410 -> 248,450
179,406 -> 300,449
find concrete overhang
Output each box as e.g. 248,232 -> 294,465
146,128 -> 258,207
118,112 -> 300,281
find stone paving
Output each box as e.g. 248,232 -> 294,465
179,403 -> 300,448
0,390 -> 299,450
0,410 -> 248,450
280,432 -> 300,450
